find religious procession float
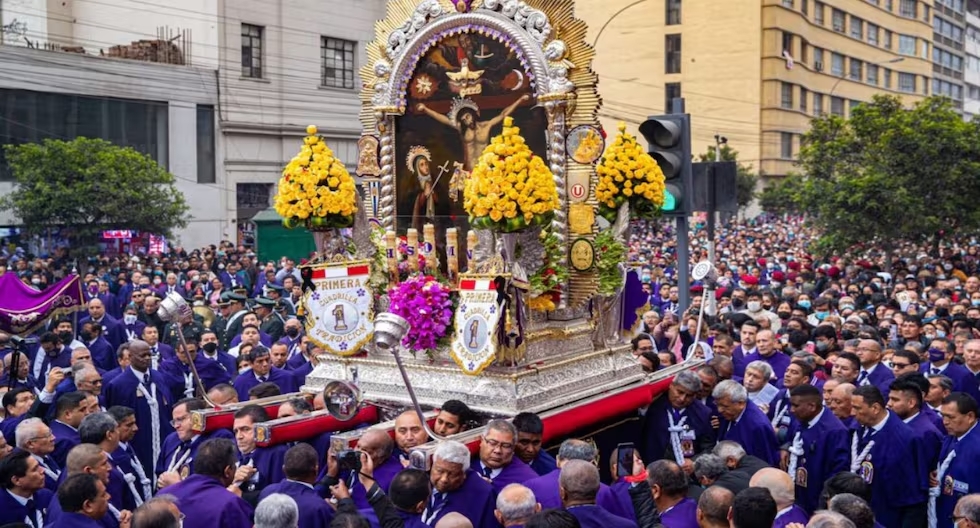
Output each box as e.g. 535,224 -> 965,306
0,0 -> 697,464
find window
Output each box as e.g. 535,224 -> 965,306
0,89 -> 169,179
781,82 -> 794,108
849,100 -> 861,113
832,9 -> 845,31
831,96 -> 845,116
886,0 -> 893,10
800,41 -> 809,63
802,0 -> 809,15
867,23 -> 879,45
920,40 -> 929,59
867,64 -> 879,85
783,0 -> 794,7
851,17 -> 864,39
899,35 -> 917,55
321,37 -> 356,89
666,0 -> 681,25
665,83 -> 682,112
799,87 -> 808,112
885,30 -> 893,49
196,105 -> 215,184
900,0 -> 917,17
241,23 -> 263,79
899,72 -> 916,92
814,1 -> 825,24
781,132 -> 794,158
814,48 -> 824,68
813,92 -> 823,114
849,58 -> 863,81
832,53 -> 845,76
883,68 -> 892,88
782,32 -> 794,56
923,4 -> 930,21
666,34 -> 682,74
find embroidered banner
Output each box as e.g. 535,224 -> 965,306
0,273 -> 85,335
451,274 -> 505,376
303,260 -> 374,357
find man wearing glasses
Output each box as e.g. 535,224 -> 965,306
935,395 -> 980,528
473,419 -> 538,493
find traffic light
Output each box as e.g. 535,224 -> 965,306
638,114 -> 692,216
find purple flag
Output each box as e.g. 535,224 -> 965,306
0,273 -> 85,335
622,269 -> 649,333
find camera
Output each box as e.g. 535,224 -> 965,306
337,449 -> 362,473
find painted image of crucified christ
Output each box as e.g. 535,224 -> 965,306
415,93 -> 530,172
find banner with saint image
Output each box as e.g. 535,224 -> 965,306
302,260 -> 374,357
451,275 -> 505,375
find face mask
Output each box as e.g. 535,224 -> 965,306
924,333 -> 936,340
944,263 -> 953,271
124,314 -> 137,325
815,341 -> 830,353
31,278 -> 41,285
841,304 -> 855,311
747,301 -> 762,312
928,347 -> 946,363
841,330 -> 856,340
936,307 -> 950,318
153,278 -> 162,285
79,331 -> 94,342
202,342 -> 218,354
973,300 -> 980,307
763,303 -> 772,310
731,299 -> 745,309
88,286 -> 99,294
58,331 -> 73,344
777,311 -> 791,320
239,366 -> 252,375
798,300 -> 811,309
936,330 -> 947,339
815,311 -> 829,321
285,328 -> 300,338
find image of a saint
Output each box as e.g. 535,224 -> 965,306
416,94 -> 530,171
332,304 -> 348,332
406,146 -> 437,232
468,318 -> 480,349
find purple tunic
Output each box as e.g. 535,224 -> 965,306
160,474 -> 254,528
774,505 -> 810,528
422,470 -> 496,527
158,355 -> 231,399
239,444 -> 289,494
103,368 -> 175,473
473,457 -> 539,493
233,367 -> 299,401
566,504 -> 638,528
935,424 -> 980,528
719,401 -> 780,466
852,412 -> 927,528
49,420 -> 81,469
784,409 -> 850,514
259,480 -> 334,528
641,396 -> 716,465
154,429 -> 236,478
660,497 -> 699,528
524,469 -> 633,521
743,350 -> 792,383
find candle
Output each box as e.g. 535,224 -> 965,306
466,231 -> 477,270
423,224 -> 437,273
446,228 -> 458,282
385,230 -> 398,281
406,228 -> 419,272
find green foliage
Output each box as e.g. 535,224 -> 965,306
594,229 -> 627,295
697,144 -> 759,211
0,138 -> 189,252
759,173 -> 805,215
797,95 -> 980,260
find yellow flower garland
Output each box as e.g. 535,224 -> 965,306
274,125 -> 358,228
464,117 -> 560,232
595,122 -> 666,219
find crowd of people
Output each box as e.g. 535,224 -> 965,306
0,213 -> 978,528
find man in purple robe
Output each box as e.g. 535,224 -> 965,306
258,444 -> 334,528
731,320 -> 760,378
141,327 -> 175,369
495,483 -> 541,527
887,374 -> 943,503
513,412 -> 557,477
641,460 -> 698,528
34,332 -> 72,391
103,340 -> 174,475
933,393 -> 980,528
782,385 -> 850,514
768,360 -> 814,443
159,437 -> 254,528
107,406 -> 152,507
79,299 -> 127,353
472,419 -> 539,493
921,339 -> 975,393
850,385 -> 927,528
421,440 -> 496,527
154,398 -> 235,488
158,339 -> 230,400
232,345 -> 298,401
232,405 -> 287,505
742,330 -> 791,384
749,468 -> 809,528
524,440 -> 632,521
559,460 -> 636,528
50,392 -> 92,468
855,339 -> 895,396
713,380 -> 780,466
641,371 -> 716,470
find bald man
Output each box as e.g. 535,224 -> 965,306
829,383 -> 857,429
435,512 -> 473,528
80,298 -> 127,351
750,468 -> 808,527
394,411 -> 430,459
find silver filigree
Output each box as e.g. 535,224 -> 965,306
374,59 -> 392,78
546,65 -> 574,94
386,0 -> 445,59
544,40 -> 566,61
372,82 -> 389,107
483,0 -> 552,44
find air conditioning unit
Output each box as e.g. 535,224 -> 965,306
815,61 -> 824,71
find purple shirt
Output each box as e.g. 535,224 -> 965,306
159,474 -> 253,528
774,505 -> 810,528
660,497 -> 699,528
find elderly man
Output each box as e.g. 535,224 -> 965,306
713,380 -> 779,466
474,419 -> 539,492
828,383 -> 858,429
749,468 -> 808,528
933,394 -> 980,528
951,494 -> 980,528
855,339 -> 895,396
254,493 -> 298,528
525,440 -> 632,520
79,412 -> 139,513
558,460 -> 634,528
695,486 -> 734,528
422,440 -> 495,527
495,484 -> 540,527
15,418 -> 60,492
743,330 -> 791,382
641,370 -> 716,471
155,398 -> 235,488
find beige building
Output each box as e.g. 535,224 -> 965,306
577,0 -> 934,181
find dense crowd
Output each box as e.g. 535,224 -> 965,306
0,214 -> 979,528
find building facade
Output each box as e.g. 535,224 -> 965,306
966,0 -> 980,117
578,0 -> 933,183
932,0 -> 967,110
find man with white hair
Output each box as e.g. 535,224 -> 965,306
743,329 -> 791,381
495,484 -> 540,527
713,380 -> 779,466
749,468 -> 808,527
475,419 -> 538,492
434,512 -> 473,528
15,417 -> 60,492
254,493 -> 299,528
641,370 -> 716,471
805,511 -> 857,528
423,440 -> 495,527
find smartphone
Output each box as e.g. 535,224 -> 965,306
616,443 -> 635,478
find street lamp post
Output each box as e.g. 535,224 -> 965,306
829,57 -> 905,98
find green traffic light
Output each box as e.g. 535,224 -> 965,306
661,190 -> 677,211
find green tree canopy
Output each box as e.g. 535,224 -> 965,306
1,138 -> 190,252
697,144 -> 759,212
796,95 -> 980,267
759,173 -> 804,216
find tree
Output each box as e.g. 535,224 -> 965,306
797,95 -> 980,269
1,138 -> 190,252
697,144 -> 759,212
758,173 -> 804,216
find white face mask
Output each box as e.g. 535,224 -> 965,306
153,278 -> 162,285
747,301 -> 762,312
124,314 -> 137,325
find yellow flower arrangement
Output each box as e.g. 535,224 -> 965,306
274,125 -> 358,229
464,117 -> 560,232
595,122 -> 666,221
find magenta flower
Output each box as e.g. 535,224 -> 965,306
388,274 -> 454,353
